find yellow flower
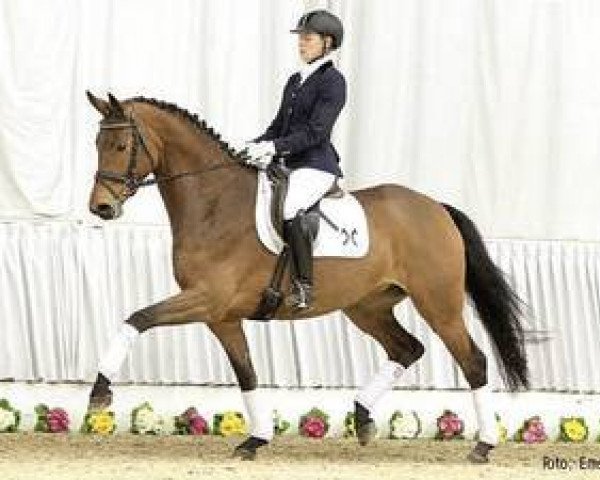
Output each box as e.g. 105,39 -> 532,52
220,421 -> 235,437
220,416 -> 246,436
497,421 -> 508,443
90,411 -> 115,435
222,412 -> 240,422
564,419 -> 586,442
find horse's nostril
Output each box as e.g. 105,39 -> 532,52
95,203 -> 115,219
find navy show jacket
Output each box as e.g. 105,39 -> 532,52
254,60 -> 346,177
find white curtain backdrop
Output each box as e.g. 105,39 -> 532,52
0,222 -> 599,392
1,1 -> 599,391
0,0 -> 598,239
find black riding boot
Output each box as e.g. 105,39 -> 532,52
283,214 -> 313,309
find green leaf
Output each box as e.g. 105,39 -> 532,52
34,419 -> 49,433
34,404 -> 49,416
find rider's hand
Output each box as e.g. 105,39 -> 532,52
244,141 -> 276,169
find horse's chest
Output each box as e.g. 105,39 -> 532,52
172,251 -> 199,289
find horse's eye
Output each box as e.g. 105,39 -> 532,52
117,144 -> 126,152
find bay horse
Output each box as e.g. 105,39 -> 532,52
85,91 -> 528,463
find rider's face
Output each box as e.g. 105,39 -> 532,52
298,32 -> 331,63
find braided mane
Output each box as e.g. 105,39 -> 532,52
128,96 -> 246,161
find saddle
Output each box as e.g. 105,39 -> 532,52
267,160 -> 343,240
251,160 -> 368,321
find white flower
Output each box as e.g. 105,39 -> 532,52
390,412 -> 420,439
0,408 -> 16,431
154,415 -> 175,435
134,407 -> 158,434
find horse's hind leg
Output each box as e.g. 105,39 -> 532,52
343,285 -> 425,445
409,280 -> 497,463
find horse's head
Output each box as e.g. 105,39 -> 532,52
86,91 -> 160,220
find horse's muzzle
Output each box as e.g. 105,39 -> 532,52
90,202 -> 122,220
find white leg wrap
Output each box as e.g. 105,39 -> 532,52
98,323 -> 140,380
355,360 -> 406,411
472,383 -> 499,446
242,389 -> 274,441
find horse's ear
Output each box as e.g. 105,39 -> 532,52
86,90 -> 110,117
107,92 -> 125,118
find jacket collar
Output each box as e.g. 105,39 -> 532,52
298,52 -> 335,84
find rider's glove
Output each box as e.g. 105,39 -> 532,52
243,141 -> 276,169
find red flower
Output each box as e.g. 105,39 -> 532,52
437,411 -> 463,440
47,408 -> 69,433
302,417 -> 326,438
189,415 -> 208,435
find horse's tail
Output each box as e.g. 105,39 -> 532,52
441,203 -> 529,391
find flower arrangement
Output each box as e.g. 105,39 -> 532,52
174,407 -> 209,435
514,416 -> 547,444
213,411 -> 247,437
558,417 -> 588,443
389,410 -> 421,439
34,404 -> 69,433
130,402 -> 175,435
273,410 -> 290,435
0,399 -> 21,433
343,412 -> 356,438
80,410 -> 116,435
299,407 -> 329,439
1,394 -> 597,443
435,410 -> 464,440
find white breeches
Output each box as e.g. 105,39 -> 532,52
283,167 -> 336,220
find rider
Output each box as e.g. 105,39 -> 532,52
246,9 -> 346,309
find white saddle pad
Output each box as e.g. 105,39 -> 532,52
255,170 -> 369,258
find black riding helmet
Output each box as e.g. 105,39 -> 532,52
290,10 -> 344,50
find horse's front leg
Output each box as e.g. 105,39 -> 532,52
88,289 -> 211,411
209,320 -> 273,461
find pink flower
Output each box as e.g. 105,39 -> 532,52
530,422 -> 545,435
182,407 -> 198,420
47,408 -> 69,433
438,418 -> 451,433
522,430 -> 537,444
189,415 -> 208,435
449,418 -> 463,434
302,417 -> 326,438
521,418 -> 546,443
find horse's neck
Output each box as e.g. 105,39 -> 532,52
153,118 -> 256,253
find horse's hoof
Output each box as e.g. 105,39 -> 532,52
87,392 -> 113,412
467,441 -> 494,464
232,436 -> 268,461
232,446 -> 257,461
357,420 -> 377,446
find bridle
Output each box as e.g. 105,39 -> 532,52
95,115 -> 244,203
